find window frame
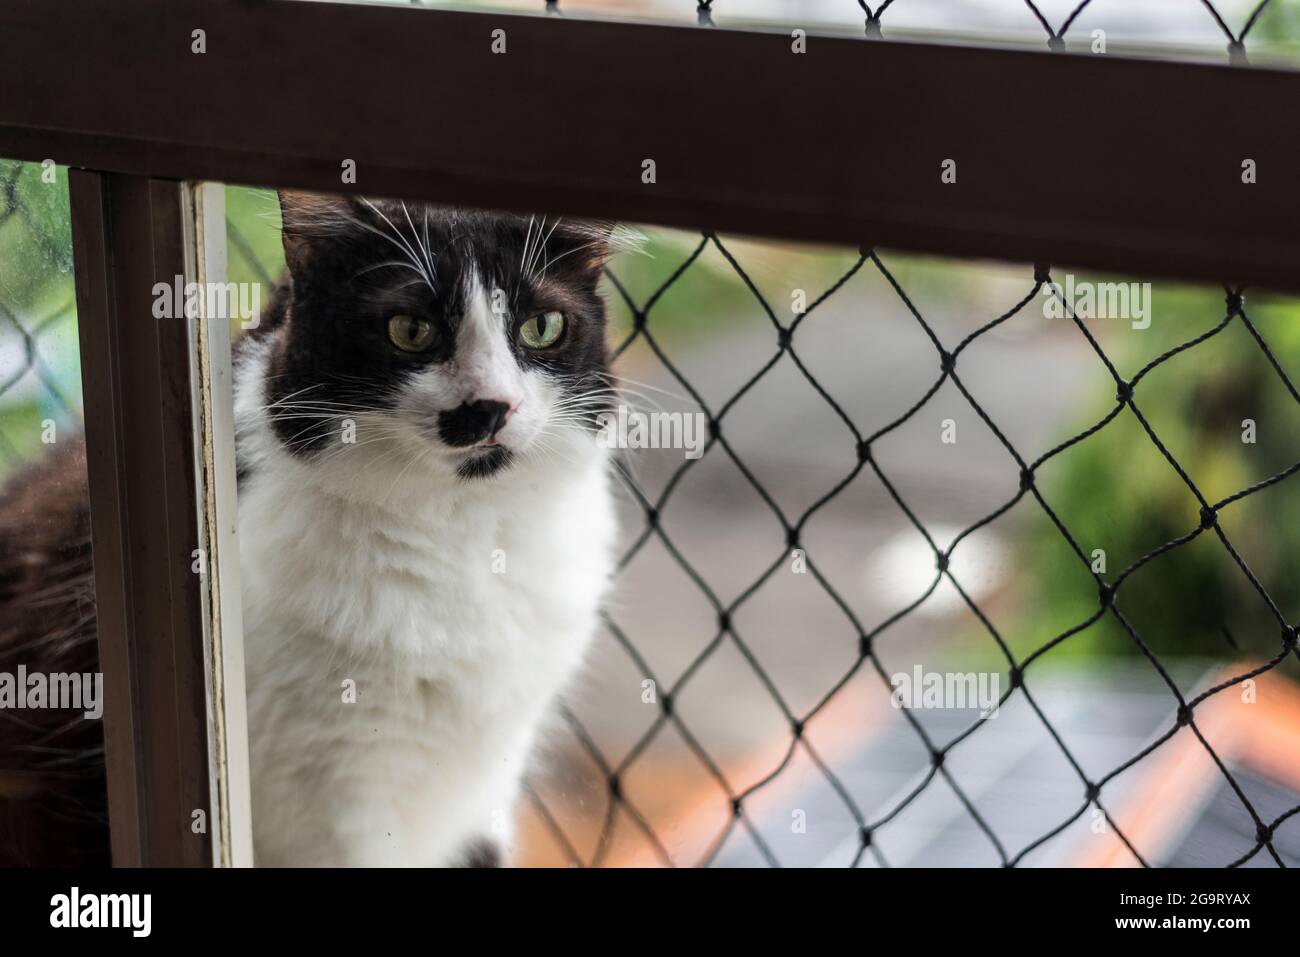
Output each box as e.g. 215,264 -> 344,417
1,0 -> 1297,866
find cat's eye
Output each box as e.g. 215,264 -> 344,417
387,314 -> 437,353
519,311 -> 565,350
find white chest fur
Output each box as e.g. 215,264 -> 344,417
235,398 -> 615,866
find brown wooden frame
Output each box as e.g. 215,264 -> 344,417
69,173 -> 213,867
1,0 -> 1298,866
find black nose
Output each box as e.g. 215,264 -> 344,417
437,399 -> 511,447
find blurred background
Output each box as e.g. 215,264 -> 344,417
310,0 -> 1300,64
0,162 -> 78,476
3,0 -> 1299,868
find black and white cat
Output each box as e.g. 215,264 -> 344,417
235,192 -> 622,866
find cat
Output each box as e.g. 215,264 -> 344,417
237,193 -> 621,866
0,191 -> 624,866
0,440 -> 105,866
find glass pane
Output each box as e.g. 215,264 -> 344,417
0,158 -> 106,866
221,185 -> 1300,867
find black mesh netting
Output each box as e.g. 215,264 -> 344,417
517,233 -> 1300,868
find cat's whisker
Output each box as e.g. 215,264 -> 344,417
401,200 -> 439,286
257,411 -> 382,439
529,217 -> 561,281
514,214 -> 537,304
351,259 -> 432,287
346,440 -> 424,496
594,371 -> 691,405
548,369 -> 679,404
309,432 -> 419,478
527,431 -> 584,470
290,433 -> 400,465
356,198 -> 436,295
273,410 -> 398,449
265,381 -> 330,410
546,397 -> 619,415
539,237 -> 602,276
261,397 -> 400,416
548,393 -> 671,422
552,388 -> 667,415
421,206 -> 434,289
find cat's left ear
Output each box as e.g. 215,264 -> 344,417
277,190 -> 354,276
564,222 -> 642,274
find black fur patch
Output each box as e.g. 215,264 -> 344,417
456,446 -> 513,481
438,399 -> 511,448
0,439 -> 109,866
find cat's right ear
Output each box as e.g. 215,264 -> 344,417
278,190 -> 351,276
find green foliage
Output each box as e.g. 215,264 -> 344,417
0,160 -> 79,480
0,160 -> 74,315
1013,281 -> 1300,665
225,185 -> 284,289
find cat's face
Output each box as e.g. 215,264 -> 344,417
263,192 -> 616,480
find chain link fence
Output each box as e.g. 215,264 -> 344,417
681,0 -> 1280,54
400,0 -> 1296,62
0,160 -> 79,478
514,229 -> 1300,866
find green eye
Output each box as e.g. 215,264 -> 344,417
388,314 -> 437,353
519,311 -> 565,349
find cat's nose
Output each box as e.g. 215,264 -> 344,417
437,398 -> 515,447
477,399 -> 513,437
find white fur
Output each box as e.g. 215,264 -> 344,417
233,291 -> 615,866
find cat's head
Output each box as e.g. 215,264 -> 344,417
260,191 -> 621,482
